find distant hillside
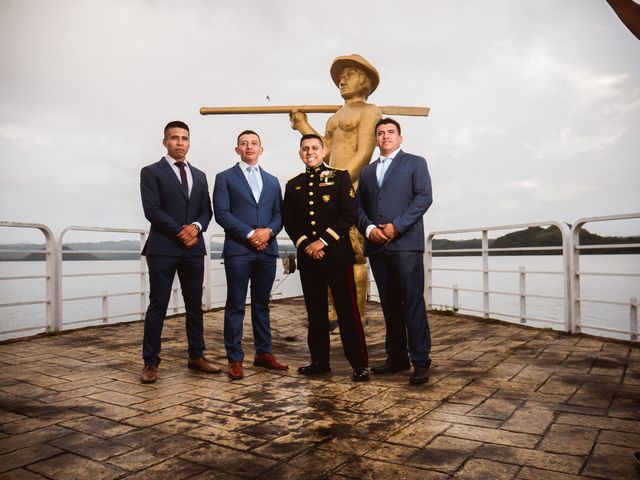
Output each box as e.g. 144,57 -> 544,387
1,226 -> 637,260
432,225 -> 640,256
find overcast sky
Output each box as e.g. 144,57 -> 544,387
1,0 -> 639,243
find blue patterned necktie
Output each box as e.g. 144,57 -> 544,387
247,166 -> 261,201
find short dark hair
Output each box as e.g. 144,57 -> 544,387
237,130 -> 261,146
300,133 -> 324,147
164,120 -> 189,138
375,117 -> 401,135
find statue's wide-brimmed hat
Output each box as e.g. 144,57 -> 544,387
330,54 -> 380,94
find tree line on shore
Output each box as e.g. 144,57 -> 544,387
0,226 -> 638,261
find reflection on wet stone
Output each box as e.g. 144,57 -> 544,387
0,299 -> 638,479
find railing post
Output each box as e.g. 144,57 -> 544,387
630,297 -> 638,342
101,291 -> 108,324
139,232 -> 147,321
482,230 -> 489,319
519,266 -> 526,324
570,222 -> 583,334
204,240 -> 212,311
453,284 -> 459,310
172,286 -> 179,314
425,234 -> 434,309
53,230 -> 64,332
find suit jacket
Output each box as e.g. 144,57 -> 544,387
140,158 -> 213,256
356,150 -> 433,256
213,163 -> 282,258
282,165 -> 356,270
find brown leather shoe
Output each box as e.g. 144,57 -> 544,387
187,356 -> 222,374
253,352 -> 288,370
228,361 -> 243,380
140,365 -> 158,384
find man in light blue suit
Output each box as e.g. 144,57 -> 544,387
356,118 -> 433,385
213,130 -> 288,380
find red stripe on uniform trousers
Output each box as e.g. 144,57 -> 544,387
346,264 -> 368,365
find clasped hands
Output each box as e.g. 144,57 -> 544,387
304,239 -> 325,260
177,224 -> 199,248
248,228 -> 271,251
369,223 -> 398,245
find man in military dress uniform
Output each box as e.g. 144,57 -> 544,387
283,134 -> 369,382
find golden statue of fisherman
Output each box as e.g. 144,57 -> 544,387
289,54 -> 382,321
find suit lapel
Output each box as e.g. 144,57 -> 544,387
257,168 -> 271,205
160,158 -> 188,201
190,165 -> 201,201
370,159 -> 382,191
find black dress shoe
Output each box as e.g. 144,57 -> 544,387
298,362 -> 331,375
409,366 -> 430,385
352,368 -> 370,382
371,358 -> 411,374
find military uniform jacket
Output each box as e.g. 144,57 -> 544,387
282,165 -> 357,270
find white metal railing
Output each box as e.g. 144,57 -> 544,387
571,213 -> 640,340
426,214 -> 639,341
426,220 -> 571,330
0,221 -> 58,335
0,223 -> 301,339
2,215 -> 639,342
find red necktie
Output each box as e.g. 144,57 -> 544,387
175,162 -> 188,195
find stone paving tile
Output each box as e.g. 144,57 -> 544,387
48,431 -> 133,461
106,434 -> 206,471
445,424 -> 540,448
474,444 -> 584,474
60,415 -> 136,438
0,425 -> 72,455
29,452 -> 126,480
1,299 -> 639,479
118,457 -> 208,480
452,458 -> 520,479
0,469 -> 48,480
335,457 -> 449,479
556,412 -> 640,433
0,444 -> 63,474
516,466 -> 596,479
596,429 -> 640,448
468,397 -> 523,420
180,443 -> 278,477
538,424 -> 599,456
406,435 -> 482,473
581,443 -> 640,479
501,407 -> 555,435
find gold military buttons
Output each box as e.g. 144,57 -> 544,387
309,211 -> 315,216
309,201 -> 314,205
309,191 -> 314,196
312,231 -> 317,235
310,220 -> 316,225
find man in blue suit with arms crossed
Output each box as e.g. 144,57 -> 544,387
139,120 -> 221,384
213,130 -> 288,380
357,118 -> 433,385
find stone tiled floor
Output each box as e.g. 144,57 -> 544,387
1,298 -> 639,479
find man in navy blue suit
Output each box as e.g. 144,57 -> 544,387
213,130 -> 287,380
356,118 -> 433,385
139,120 -> 220,384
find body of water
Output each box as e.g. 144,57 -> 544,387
1,255 -> 638,342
